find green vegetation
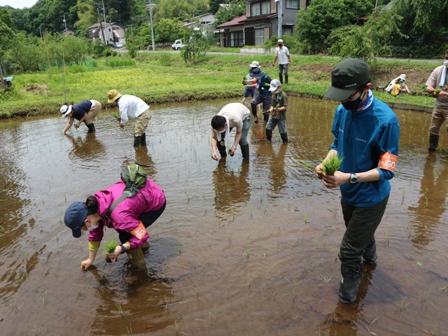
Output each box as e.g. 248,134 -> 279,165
103,239 -> 117,254
322,154 -> 344,175
0,53 -> 440,118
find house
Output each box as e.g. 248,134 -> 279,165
88,22 -> 126,45
217,0 -> 309,47
183,13 -> 216,37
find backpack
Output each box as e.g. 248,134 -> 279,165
106,164 -> 147,218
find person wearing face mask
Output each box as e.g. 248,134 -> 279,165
425,50 -> 448,153
272,39 -> 291,85
266,79 -> 288,143
315,58 -> 400,304
64,177 -> 166,271
210,103 -> 251,161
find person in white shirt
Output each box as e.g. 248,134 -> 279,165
107,89 -> 152,147
210,103 -> 251,161
272,39 -> 291,84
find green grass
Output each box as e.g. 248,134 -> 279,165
0,52 -> 438,118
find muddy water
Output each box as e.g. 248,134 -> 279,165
1,97 -> 448,335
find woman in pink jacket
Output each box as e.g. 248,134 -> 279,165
64,178 -> 166,271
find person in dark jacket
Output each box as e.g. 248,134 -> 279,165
249,62 -> 272,123
61,100 -> 101,134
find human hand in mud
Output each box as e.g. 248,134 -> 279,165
81,258 -> 94,271
211,152 -> 219,160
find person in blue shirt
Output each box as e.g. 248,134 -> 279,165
249,62 -> 272,123
61,100 -> 102,134
315,58 -> 400,304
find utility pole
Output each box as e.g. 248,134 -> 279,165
62,13 -> 68,32
147,0 -> 156,51
97,7 -> 106,44
276,0 -> 283,38
101,0 -> 107,23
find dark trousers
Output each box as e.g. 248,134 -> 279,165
339,195 -> 389,270
118,200 -> 166,244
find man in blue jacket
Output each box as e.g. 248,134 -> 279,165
315,58 -> 400,304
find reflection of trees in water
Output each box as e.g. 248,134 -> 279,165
408,156 -> 448,249
65,133 -> 106,161
213,160 -> 250,217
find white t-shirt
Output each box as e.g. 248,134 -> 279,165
217,103 -> 250,132
118,95 -> 150,125
275,46 -> 290,65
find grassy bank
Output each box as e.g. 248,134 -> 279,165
0,52 -> 439,118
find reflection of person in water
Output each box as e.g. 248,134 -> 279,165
408,156 -> 448,248
265,143 -> 288,195
213,160 -> 250,215
65,133 -> 106,160
134,147 -> 157,177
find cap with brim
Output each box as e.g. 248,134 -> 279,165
60,105 -> 72,117
64,201 -> 88,238
107,89 -> 123,103
269,79 -> 281,92
249,61 -> 260,68
250,68 -> 265,79
324,58 -> 370,101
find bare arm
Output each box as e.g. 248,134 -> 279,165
211,129 -> 219,160
62,117 -> 74,134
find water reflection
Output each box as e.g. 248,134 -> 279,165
213,160 -> 250,218
408,155 -> 448,248
65,133 -> 106,161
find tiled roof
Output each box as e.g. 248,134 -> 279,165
216,15 -> 247,28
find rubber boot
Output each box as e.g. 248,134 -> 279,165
134,136 -> 142,147
126,247 -> 147,271
362,239 -> 377,265
251,104 -> 258,123
428,134 -> 439,153
263,112 -> 269,123
86,123 -> 96,133
217,140 -> 227,158
285,74 -> 289,84
339,265 -> 361,303
280,133 -> 288,143
141,133 -> 147,146
240,144 -> 249,161
142,241 -> 150,251
266,129 -> 273,142
279,73 -> 283,84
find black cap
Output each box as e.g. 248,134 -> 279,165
324,58 -> 370,101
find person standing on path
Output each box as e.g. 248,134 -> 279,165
315,58 -> 400,304
272,39 -> 291,85
61,100 -> 101,134
426,50 -> 448,153
211,102 -> 251,161
107,89 -> 152,147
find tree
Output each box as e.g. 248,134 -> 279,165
181,28 -> 209,63
154,18 -> 189,43
328,8 -> 405,61
296,0 -> 374,54
0,20 -> 15,62
7,32 -> 44,71
214,0 -> 245,27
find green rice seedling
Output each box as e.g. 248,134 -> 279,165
115,302 -> 124,315
103,239 -> 117,254
112,112 -> 119,119
0,225 -> 5,233
439,283 -> 448,293
33,322 -> 39,335
319,274 -> 332,283
126,326 -> 133,335
322,154 -> 344,175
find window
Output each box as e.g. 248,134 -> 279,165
255,28 -> 264,46
231,31 -> 244,47
251,1 -> 270,16
286,0 -> 299,9
283,27 -> 293,35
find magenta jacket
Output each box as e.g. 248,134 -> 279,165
88,179 -> 165,249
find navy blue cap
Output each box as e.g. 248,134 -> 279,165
250,68 -> 265,79
64,201 -> 88,238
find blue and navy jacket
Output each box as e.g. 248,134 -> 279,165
331,97 -> 400,207
72,100 -> 92,120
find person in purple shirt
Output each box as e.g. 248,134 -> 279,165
61,99 -> 102,134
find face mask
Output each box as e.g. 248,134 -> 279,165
342,91 -> 363,111
87,222 -> 99,232
278,44 -> 283,47
218,129 -> 226,134
444,60 -> 448,67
